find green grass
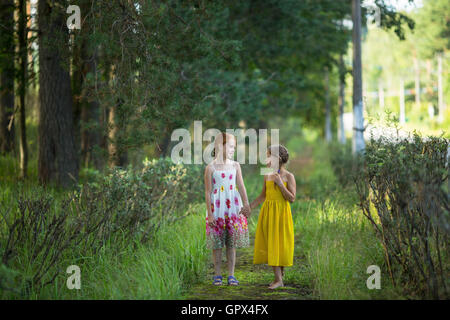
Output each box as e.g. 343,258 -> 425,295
182,129 -> 404,300
1,203 -> 209,299
1,125 -> 407,299
288,133 -> 403,299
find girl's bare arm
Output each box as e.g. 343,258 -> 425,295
275,172 -> 296,202
250,175 -> 266,210
235,162 -> 250,207
204,165 -> 213,217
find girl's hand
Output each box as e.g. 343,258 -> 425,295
273,173 -> 283,186
239,204 -> 251,218
207,214 -> 216,228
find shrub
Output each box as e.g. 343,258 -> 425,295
78,156 -> 204,246
0,157 -> 204,297
355,132 -> 449,299
0,190 -> 88,296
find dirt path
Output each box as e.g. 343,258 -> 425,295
183,233 -> 314,300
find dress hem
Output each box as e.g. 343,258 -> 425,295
253,261 -> 293,267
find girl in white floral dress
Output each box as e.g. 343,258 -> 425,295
204,132 -> 251,286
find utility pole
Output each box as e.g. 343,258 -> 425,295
352,0 -> 365,154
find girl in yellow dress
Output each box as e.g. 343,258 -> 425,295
248,144 -> 296,289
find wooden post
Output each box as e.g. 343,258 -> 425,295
414,56 -> 421,110
378,81 -> 384,110
399,79 -> 405,124
437,53 -> 445,123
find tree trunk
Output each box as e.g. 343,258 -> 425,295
437,53 -> 445,123
338,55 -> 346,145
18,0 -> 28,178
80,44 -> 101,169
157,130 -> 172,158
324,66 -> 332,142
352,0 -> 365,154
378,81 -> 384,111
98,60 -> 111,171
399,79 -> 405,124
107,98 -> 128,168
413,55 -> 420,110
0,0 -> 15,155
38,0 -> 79,187
72,33 -> 83,168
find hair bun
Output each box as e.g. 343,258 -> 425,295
268,144 -> 289,166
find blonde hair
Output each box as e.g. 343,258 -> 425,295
213,132 -> 236,158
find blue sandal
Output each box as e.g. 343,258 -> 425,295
212,275 -> 223,286
227,276 -> 239,286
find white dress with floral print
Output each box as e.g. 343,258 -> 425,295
205,164 -> 250,249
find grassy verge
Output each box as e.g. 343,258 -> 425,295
0,150 -> 210,299
1,124 -> 407,299
182,206 -> 315,300
53,207 -> 209,299
288,131 -> 403,299
181,127 -> 405,300
1,201 -> 209,299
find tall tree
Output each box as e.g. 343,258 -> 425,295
324,66 -> 332,142
17,0 -> 28,178
338,54 -> 346,145
352,0 -> 365,154
399,78 -> 406,123
414,0 -> 448,122
437,53 -> 445,123
0,0 -> 15,155
71,22 -> 102,168
37,0 -> 79,187
413,53 -> 421,109
80,44 -> 101,168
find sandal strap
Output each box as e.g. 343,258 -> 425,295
212,275 -> 223,284
227,276 -> 239,284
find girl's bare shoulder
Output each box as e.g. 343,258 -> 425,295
284,170 -> 295,181
205,162 -> 214,174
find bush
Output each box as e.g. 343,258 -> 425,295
0,190 -> 89,296
355,133 -> 449,299
79,156 -> 204,246
0,157 -> 204,297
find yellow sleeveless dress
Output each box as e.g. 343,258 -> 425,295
253,180 -> 294,267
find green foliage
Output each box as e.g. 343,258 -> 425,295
0,157 -> 204,298
72,0 -> 419,155
414,0 -> 450,57
356,132 -> 449,299
284,132 -> 400,299
371,0 -> 415,40
76,157 -> 204,246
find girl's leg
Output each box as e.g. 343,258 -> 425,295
212,249 -> 222,276
269,268 -> 283,286
226,246 -> 236,276
268,266 -> 284,289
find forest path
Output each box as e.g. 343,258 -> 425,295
183,146 -> 317,300
183,232 -> 314,300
